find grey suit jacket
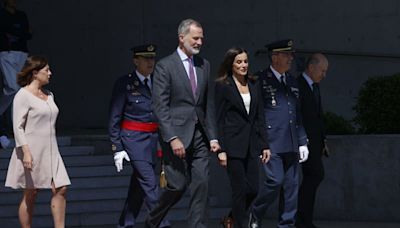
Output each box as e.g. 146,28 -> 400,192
152,50 -> 217,148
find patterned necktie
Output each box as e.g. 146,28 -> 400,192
188,57 -> 197,97
143,78 -> 151,94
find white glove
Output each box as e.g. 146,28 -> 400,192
299,145 -> 309,163
113,150 -> 130,172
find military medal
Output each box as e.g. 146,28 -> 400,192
290,87 -> 299,98
266,85 -> 277,107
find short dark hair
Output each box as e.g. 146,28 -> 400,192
17,55 -> 48,87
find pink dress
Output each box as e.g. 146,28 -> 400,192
5,88 -> 71,189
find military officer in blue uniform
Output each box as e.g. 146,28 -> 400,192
249,40 -> 309,228
108,44 -> 170,228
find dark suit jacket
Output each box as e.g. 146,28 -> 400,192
298,75 -> 325,153
215,76 -> 268,158
152,51 -> 217,148
258,67 -> 308,154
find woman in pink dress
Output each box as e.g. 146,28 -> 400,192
5,55 -> 70,228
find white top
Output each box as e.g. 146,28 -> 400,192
241,93 -> 251,114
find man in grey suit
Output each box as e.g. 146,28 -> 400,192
145,18 -> 220,228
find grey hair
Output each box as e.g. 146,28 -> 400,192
305,53 -> 328,72
306,54 -> 321,67
177,18 -> 202,36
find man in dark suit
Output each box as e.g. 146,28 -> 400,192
108,44 -> 170,228
145,19 -> 220,228
249,39 -> 309,228
296,53 -> 329,228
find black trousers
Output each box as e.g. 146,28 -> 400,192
145,125 -> 209,228
297,145 -> 324,228
227,156 -> 259,228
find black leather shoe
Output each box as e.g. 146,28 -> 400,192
248,212 -> 261,228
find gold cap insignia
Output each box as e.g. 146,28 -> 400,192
147,45 -> 155,52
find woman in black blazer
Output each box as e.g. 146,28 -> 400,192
215,47 -> 271,228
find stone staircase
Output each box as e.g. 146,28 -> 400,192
0,135 -> 229,227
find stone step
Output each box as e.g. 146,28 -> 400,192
0,164 -> 132,181
0,145 -> 95,159
63,155 -> 112,167
0,198 -> 126,217
0,182 -> 207,210
0,154 -> 113,169
0,189 -> 209,217
68,173 -> 132,189
0,207 -> 229,227
2,136 -> 72,150
0,186 -> 129,205
0,174 -> 133,193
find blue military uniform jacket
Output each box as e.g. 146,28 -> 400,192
257,67 -> 308,154
108,72 -> 158,164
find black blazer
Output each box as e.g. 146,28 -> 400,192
298,75 -> 325,153
215,75 -> 268,158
